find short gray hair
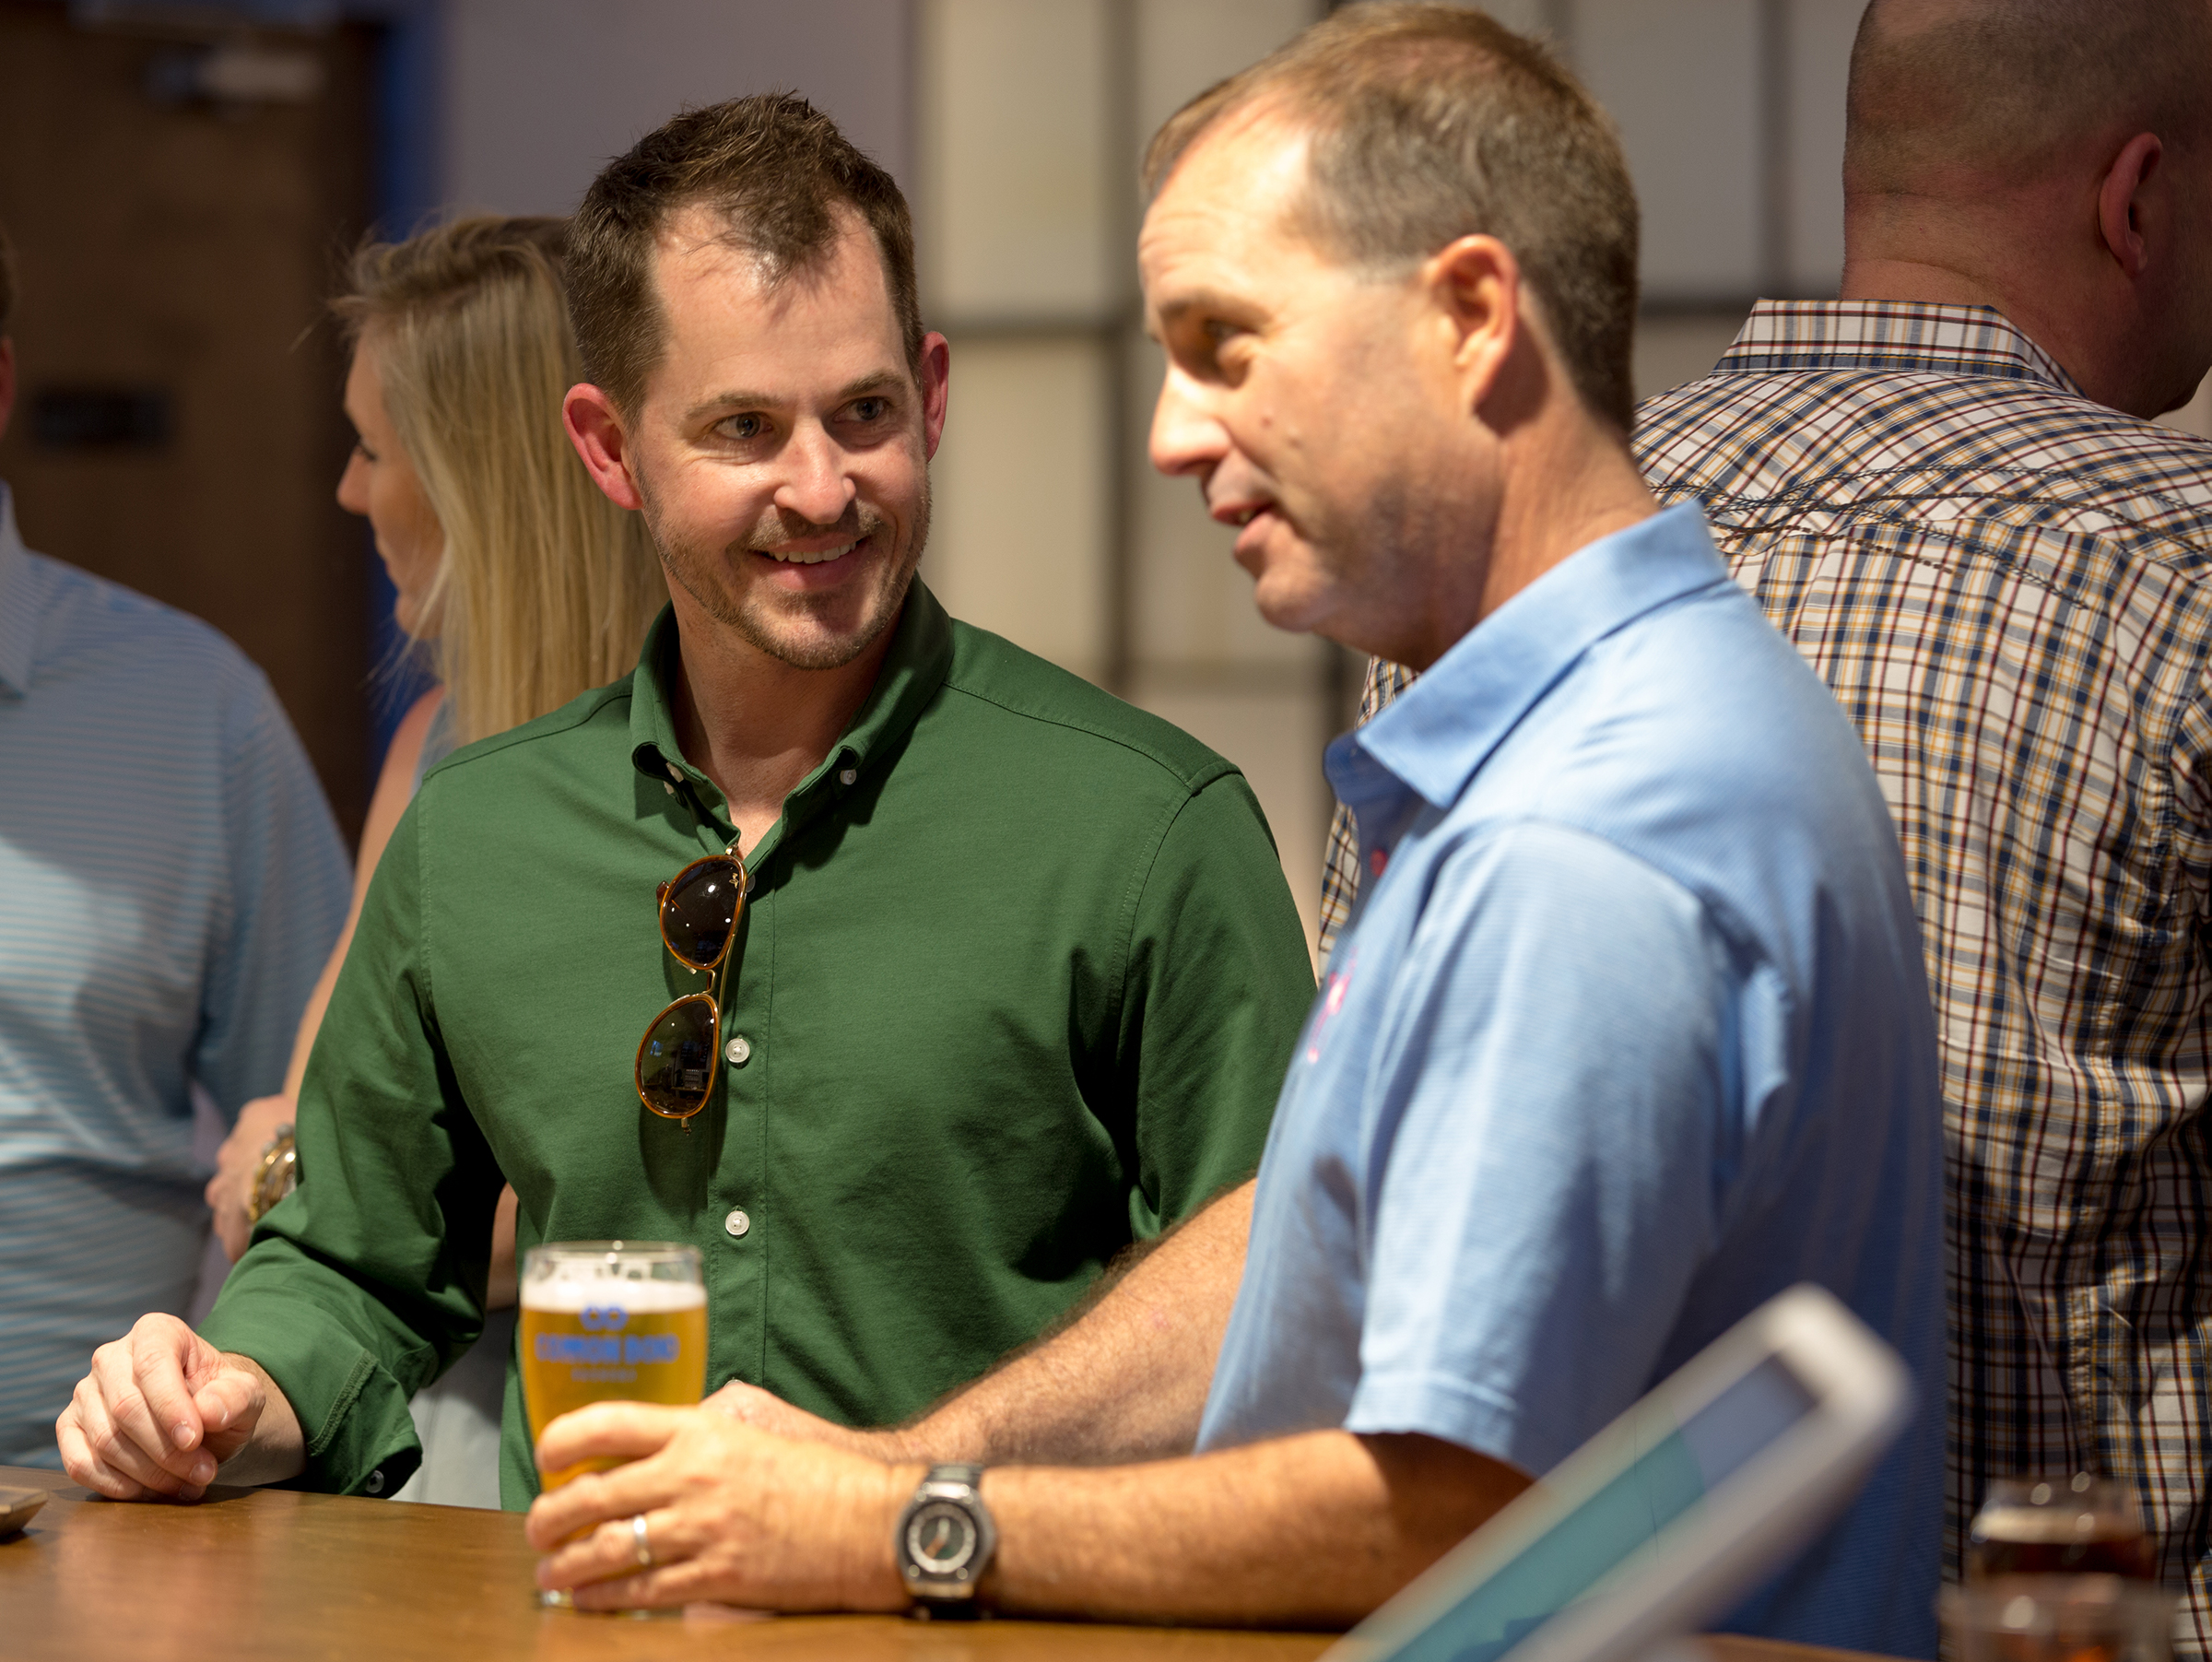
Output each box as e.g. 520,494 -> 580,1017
1144,1 -> 1640,433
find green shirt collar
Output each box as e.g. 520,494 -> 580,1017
626,578 -> 957,866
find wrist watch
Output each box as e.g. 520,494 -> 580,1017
895,1463 -> 995,1617
245,1124 -> 298,1224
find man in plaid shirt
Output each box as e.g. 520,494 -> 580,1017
1323,0 -> 2212,1643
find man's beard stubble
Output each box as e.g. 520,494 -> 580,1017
637,473 -> 932,673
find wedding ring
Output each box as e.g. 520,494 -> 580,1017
631,1512 -> 653,1568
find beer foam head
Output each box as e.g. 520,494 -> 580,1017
522,1245 -> 705,1313
1974,1506 -> 2111,1543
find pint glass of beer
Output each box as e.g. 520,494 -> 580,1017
520,1241 -> 707,1494
1942,1577 -> 2177,1662
1967,1474 -> 2158,1582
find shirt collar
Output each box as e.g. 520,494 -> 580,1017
626,577 -> 957,857
1330,504 -> 1732,813
1712,298 -> 2086,396
0,484 -> 37,697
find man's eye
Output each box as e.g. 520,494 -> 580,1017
848,397 -> 890,422
719,414 -> 766,441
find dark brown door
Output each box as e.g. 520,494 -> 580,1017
0,0 -> 375,840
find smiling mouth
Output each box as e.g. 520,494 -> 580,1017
759,537 -> 860,566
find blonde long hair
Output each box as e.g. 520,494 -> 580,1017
335,217 -> 665,746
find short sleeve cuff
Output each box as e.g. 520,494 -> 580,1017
197,1285 -> 423,1498
1345,1368 -> 1579,1480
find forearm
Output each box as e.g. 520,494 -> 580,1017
975,1430 -> 1529,1627
895,1180 -> 1254,1467
487,1185 -> 521,1310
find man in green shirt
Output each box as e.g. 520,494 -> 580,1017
53,94 -> 1312,1509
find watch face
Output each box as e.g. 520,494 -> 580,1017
905,1498 -> 979,1578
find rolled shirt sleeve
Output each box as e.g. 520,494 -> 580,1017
198,802 -> 500,1495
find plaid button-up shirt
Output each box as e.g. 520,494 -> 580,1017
1322,301 -> 2212,1647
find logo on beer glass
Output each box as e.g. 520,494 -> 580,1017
521,1243 -> 709,1494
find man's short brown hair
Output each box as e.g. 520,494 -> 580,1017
1846,0 -> 2212,195
1144,1 -> 1639,432
568,92 -> 921,417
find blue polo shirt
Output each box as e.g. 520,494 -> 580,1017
1197,505 -> 1944,1657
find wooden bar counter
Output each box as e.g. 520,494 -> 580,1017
0,1464 -> 1901,1662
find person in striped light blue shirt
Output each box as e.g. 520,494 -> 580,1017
0,222 -> 352,1466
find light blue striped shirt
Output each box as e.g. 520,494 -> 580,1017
0,485 -> 350,1463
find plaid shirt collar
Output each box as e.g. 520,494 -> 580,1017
1714,299 -> 2087,397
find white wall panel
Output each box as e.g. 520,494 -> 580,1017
919,0 -> 1114,321
1478,0 -> 1552,39
924,335 -> 1112,678
1634,308 -> 1749,402
1135,0 -> 1318,159
1785,0 -> 1858,294
2158,376 -> 2212,442
1130,679 -> 1331,962
443,0 -> 913,217
1576,0 -> 1762,300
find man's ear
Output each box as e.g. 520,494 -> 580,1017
2099,131 -> 2163,281
565,383 -> 644,512
1425,234 -> 1522,412
0,338 -> 16,447
917,331 -> 951,461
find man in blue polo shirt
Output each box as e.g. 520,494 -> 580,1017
518,7 -> 1944,1651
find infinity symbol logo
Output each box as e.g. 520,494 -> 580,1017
578,1305 -> 629,1331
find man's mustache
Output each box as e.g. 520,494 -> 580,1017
747,505 -> 888,554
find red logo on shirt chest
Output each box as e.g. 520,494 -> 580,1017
1303,963 -> 1355,1064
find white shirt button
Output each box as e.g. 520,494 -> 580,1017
724,1208 -> 751,1239
839,767 -> 857,785
724,1034 -> 751,1067
364,1469 -> 385,1496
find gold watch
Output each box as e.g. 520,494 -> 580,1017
245,1124 -> 298,1223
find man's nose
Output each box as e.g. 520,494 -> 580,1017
1148,368 -> 1228,480
774,424 -> 857,525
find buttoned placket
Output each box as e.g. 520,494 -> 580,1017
641,738 -> 866,1365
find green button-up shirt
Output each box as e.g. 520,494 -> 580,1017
200,584 -> 1314,1505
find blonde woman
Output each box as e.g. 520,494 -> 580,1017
206,217 -> 665,1506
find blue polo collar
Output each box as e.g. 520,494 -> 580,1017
1329,504 -> 1734,813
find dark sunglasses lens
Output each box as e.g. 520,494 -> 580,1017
637,996 -> 716,1119
662,856 -> 743,970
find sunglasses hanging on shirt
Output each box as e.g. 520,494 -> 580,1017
635,848 -> 747,1129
